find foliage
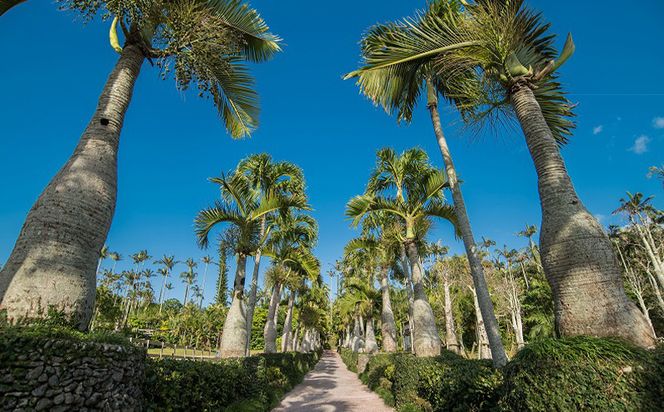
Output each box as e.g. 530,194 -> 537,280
338,347 -> 359,373
143,351 -> 321,411
498,337 -> 664,411
0,323 -> 131,347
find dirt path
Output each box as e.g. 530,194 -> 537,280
272,350 -> 394,412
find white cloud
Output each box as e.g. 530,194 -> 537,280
592,125 -> 604,135
629,135 -> 651,154
653,117 -> 664,129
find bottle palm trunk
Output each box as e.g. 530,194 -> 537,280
245,217 -> 266,355
219,253 -> 249,357
364,317 -> 378,353
427,81 -> 507,366
0,44 -> 145,330
379,268 -> 397,352
405,240 -> 441,357
263,282 -> 281,353
281,290 -> 295,352
443,276 -> 459,354
510,84 -> 656,347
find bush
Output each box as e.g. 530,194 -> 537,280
339,347 -> 359,372
144,351 -> 321,411
498,336 -> 664,411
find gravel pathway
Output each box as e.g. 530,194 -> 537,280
272,350 -> 394,412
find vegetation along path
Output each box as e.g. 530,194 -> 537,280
272,350 -> 393,412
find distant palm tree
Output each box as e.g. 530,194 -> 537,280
97,245 -> 109,276
199,256 -> 214,308
0,0 -> 281,330
109,252 -> 122,274
347,148 -> 457,357
154,255 -> 178,313
180,258 -> 198,308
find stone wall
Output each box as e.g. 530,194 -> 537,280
0,336 -> 146,411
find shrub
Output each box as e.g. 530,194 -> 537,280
498,336 -> 664,411
338,347 -> 359,372
143,351 -> 321,411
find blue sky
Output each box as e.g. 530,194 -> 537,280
1,1 -> 663,304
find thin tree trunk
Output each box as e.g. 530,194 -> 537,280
400,245 -> 416,354
199,262 -> 209,308
443,276 -> 459,354
219,253 -> 248,358
470,286 -> 491,360
405,240 -> 441,357
0,44 -> 145,330
379,268 -> 397,352
510,83 -> 656,347
263,282 -> 281,353
281,290 -> 295,352
646,270 -> 664,315
245,217 -> 267,355
427,80 -> 507,365
636,224 -> 664,290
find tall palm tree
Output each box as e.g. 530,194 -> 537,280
154,255 -> 178,313
199,255 -> 214,308
235,153 -> 306,354
346,0 -> 655,348
97,245 -> 110,276
0,0 -> 281,330
345,0 -> 507,365
347,148 -> 457,357
180,258 -> 198,308
109,252 -> 122,274
195,172 -> 306,357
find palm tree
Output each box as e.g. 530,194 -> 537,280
236,153 -> 306,355
181,258 -> 198,307
215,237 -> 231,306
109,252 -> 122,274
97,245 -> 110,276
195,172 -> 305,357
344,0 -> 507,366
154,255 -> 178,313
199,256 -> 214,308
347,148 -> 457,357
0,0 -> 281,330
346,0 -> 655,348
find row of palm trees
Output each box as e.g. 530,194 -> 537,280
339,0 -> 656,366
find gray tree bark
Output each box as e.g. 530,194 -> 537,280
263,282 -> 281,353
470,286 -> 491,360
219,253 -> 248,357
511,84 -> 656,347
364,317 -> 378,353
427,81 -> 507,365
0,44 -> 145,330
405,240 -> 441,357
442,275 -> 460,354
281,290 -> 295,352
244,218 -> 266,355
379,268 -> 397,352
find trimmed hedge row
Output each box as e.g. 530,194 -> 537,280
338,348 -> 359,373
144,351 -> 321,411
343,337 -> 664,412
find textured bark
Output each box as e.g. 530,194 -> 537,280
636,225 -> 664,290
405,240 -> 441,357
281,290 -> 295,352
352,316 -> 364,352
0,45 -> 144,330
263,282 -> 281,353
219,254 -> 248,357
427,85 -> 507,365
364,317 -> 378,353
442,276 -> 460,354
400,245 -> 416,353
471,287 -> 491,360
379,268 -> 397,352
511,84 -> 656,347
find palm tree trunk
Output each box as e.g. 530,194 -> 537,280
443,276 -> 459,354
183,284 -> 189,307
427,81 -> 507,365
470,286 -> 491,360
364,317 -> 378,353
263,282 -> 281,353
281,290 -> 295,352
636,224 -> 664,290
245,217 -> 267,355
404,240 -> 441,357
219,253 -> 248,357
646,271 -> 664,315
400,245 -> 416,353
199,263 -> 209,308
0,44 -> 144,330
510,83 -> 656,347
158,274 -> 167,314
0,0 -> 26,16
379,267 -> 397,352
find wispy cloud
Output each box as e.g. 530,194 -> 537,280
653,117 -> 664,129
629,135 -> 651,154
592,125 -> 604,135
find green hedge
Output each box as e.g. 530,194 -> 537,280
498,337 -> 664,411
359,351 -> 501,411
338,347 -> 359,372
143,351 -> 321,411
354,338 -> 663,412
